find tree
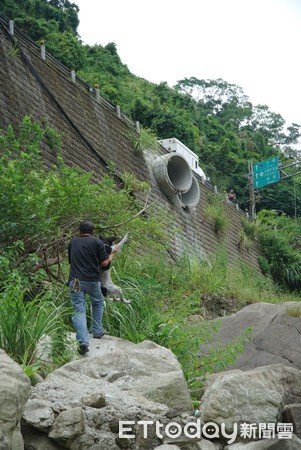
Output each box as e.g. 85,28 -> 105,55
175,77 -> 253,126
0,0 -> 80,36
45,31 -> 84,69
246,104 -> 286,145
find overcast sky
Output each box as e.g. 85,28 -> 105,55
74,0 -> 301,129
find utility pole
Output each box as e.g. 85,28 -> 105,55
248,160 -> 256,220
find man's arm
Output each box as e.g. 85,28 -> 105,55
100,249 -> 117,267
98,238 -> 117,268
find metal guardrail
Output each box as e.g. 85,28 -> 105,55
0,12 -> 135,128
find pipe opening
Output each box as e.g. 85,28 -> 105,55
152,153 -> 192,197
179,175 -> 200,208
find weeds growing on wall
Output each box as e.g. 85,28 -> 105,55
238,218 -> 258,251
128,126 -> 161,156
204,193 -> 229,234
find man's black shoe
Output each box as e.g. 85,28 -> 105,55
79,344 -> 89,355
93,331 -> 105,339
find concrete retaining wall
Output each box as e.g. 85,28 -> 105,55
0,18 -> 261,271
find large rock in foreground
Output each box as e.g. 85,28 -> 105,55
199,302 -> 301,371
200,364 -> 301,433
0,349 -> 31,450
22,336 -> 193,449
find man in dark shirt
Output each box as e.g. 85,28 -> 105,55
68,220 -> 115,354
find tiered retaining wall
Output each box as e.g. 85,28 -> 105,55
0,16 -> 261,271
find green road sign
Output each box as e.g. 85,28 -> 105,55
253,157 -> 280,189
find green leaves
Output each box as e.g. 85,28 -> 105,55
257,210 -> 301,291
0,281 -> 70,366
45,31 -> 85,69
0,116 -> 166,286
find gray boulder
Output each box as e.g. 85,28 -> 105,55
200,364 -> 301,433
0,349 -> 31,450
199,302 -> 301,372
224,433 -> 301,449
154,445 -> 182,450
22,336 -> 193,449
282,403 -> 301,438
195,441 -> 222,449
154,440 -> 221,450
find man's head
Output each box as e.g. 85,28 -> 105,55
79,220 -> 94,235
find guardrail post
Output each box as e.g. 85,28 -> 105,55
40,40 -> 46,60
135,121 -> 140,134
9,20 -> 14,36
116,105 -> 121,117
214,185 -> 218,193
95,88 -> 100,101
71,69 -> 76,83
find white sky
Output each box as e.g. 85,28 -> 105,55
74,0 -> 301,128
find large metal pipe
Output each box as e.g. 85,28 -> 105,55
152,153 -> 192,197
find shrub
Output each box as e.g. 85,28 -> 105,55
259,229 -> 301,291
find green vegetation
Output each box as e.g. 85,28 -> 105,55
204,193 -> 229,234
0,116 -> 165,377
1,119 -> 299,397
1,0 -> 300,215
286,305 -> 301,318
128,127 -> 161,157
0,1 -> 301,397
0,279 -> 76,385
257,210 -> 301,291
238,218 -> 258,251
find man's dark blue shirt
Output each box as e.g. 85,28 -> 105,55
68,235 -> 109,282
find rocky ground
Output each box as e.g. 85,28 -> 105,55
1,301 -> 301,449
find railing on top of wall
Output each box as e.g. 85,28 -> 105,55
0,13 -> 138,131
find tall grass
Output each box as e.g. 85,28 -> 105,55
1,244 -> 297,396
0,244 -> 295,397
0,283 -> 71,366
100,248 -> 293,398
103,275 -> 160,342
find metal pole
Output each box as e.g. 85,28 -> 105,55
40,42 -> 46,61
248,161 -> 256,220
294,179 -> 297,220
9,20 -> 14,36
